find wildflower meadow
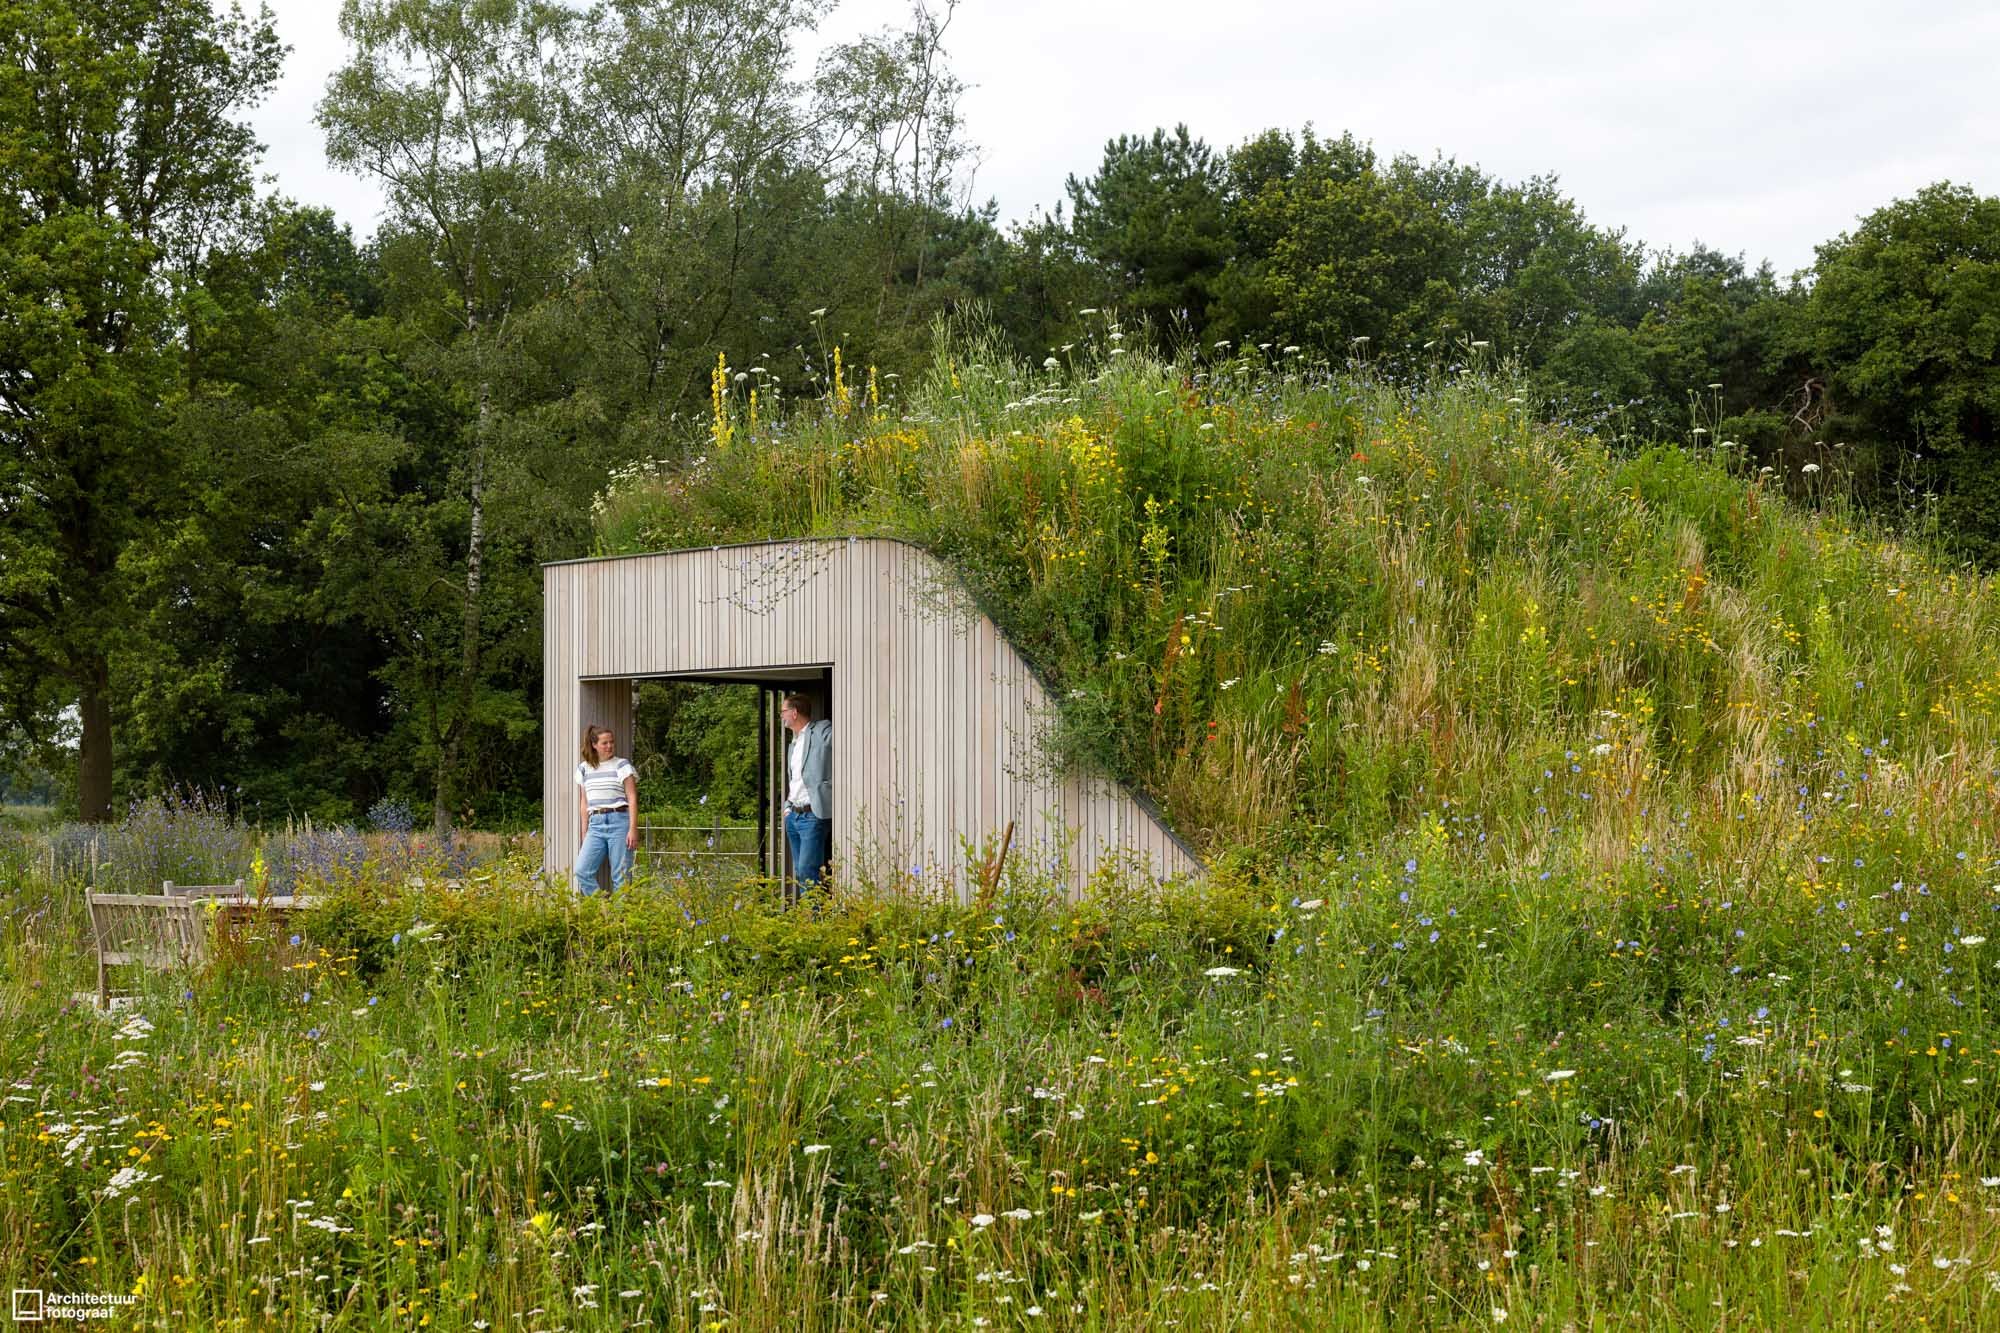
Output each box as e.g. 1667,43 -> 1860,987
6,331 -> 2000,1328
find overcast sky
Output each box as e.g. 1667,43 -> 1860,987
252,0 -> 2000,276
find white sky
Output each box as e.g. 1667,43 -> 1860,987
252,0 -> 2000,277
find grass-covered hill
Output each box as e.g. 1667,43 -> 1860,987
601,323 -> 2000,875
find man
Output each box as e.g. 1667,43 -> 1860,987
780,692 -> 832,895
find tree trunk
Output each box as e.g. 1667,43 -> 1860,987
433,376 -> 490,846
78,654 -> 114,822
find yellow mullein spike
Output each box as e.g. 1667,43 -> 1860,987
711,352 -> 733,449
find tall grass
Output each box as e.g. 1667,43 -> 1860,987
3,851 -> 1997,1327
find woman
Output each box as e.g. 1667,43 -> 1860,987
575,724 -> 639,894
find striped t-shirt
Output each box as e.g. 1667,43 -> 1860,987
575,758 -> 636,810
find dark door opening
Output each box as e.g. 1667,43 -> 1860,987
630,669 -> 831,888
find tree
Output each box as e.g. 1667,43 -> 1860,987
112,203 -> 419,820
320,0 -> 576,841
1066,125 -> 1232,345
1222,128 -> 1454,353
1804,183 -> 2000,564
0,0 -> 281,819
1452,175 -> 1642,359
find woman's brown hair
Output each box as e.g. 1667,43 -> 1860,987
579,724 -> 612,765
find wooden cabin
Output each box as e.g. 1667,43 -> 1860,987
543,538 -> 1201,898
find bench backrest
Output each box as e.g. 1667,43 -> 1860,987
163,879 -> 247,899
86,892 -> 208,969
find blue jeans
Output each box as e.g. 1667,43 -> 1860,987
784,808 -> 830,894
575,809 -> 634,895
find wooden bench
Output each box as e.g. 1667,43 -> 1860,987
85,892 -> 210,1010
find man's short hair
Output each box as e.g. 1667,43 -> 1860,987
782,692 -> 813,720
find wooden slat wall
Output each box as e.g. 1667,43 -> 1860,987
543,539 -> 1202,897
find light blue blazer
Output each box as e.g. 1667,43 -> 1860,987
791,719 -> 833,818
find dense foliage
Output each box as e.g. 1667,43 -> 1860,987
4,0 -> 1997,834
4,814 -> 1997,1325
602,341 -> 2000,865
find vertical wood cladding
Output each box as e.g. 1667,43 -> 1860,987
543,539 -> 1201,897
